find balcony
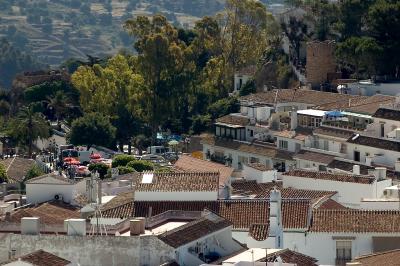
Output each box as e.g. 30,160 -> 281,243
322,121 -> 366,131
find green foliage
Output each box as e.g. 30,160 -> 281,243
24,81 -> 79,104
117,166 -> 135,175
112,154 -> 136,168
190,114 -> 212,134
207,97 -> 240,120
88,163 -> 109,179
69,113 -> 116,149
24,164 -> 44,182
239,79 -> 256,96
0,163 -> 7,183
0,38 -> 45,89
7,104 -> 50,157
126,160 -> 154,172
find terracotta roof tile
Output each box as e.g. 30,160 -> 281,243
216,114 -> 249,127
310,209 -> 400,232
294,150 -> 335,164
101,190 -> 134,210
245,163 -> 273,171
241,89 -> 359,106
101,201 -> 134,219
12,249 -> 71,266
158,213 -> 232,248
135,172 -> 219,192
316,198 -> 347,210
373,108 -> 400,121
201,135 -> 294,161
275,128 -> 312,141
249,223 -> 269,241
134,199 -> 311,230
258,249 -> 318,266
231,180 -> 281,197
256,188 -> 336,202
327,159 -> 399,179
347,134 -> 400,152
353,249 -> 400,266
6,201 -> 80,225
283,169 -> 375,184
0,157 -> 36,183
174,155 -> 233,187
313,126 -> 354,139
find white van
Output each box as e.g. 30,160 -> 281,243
146,146 -> 170,156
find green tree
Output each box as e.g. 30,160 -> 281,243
69,113 -> 116,150
45,90 -> 71,123
112,154 -> 136,168
126,160 -> 154,172
88,163 -> 109,179
24,164 -> 44,182
0,164 -> 7,183
8,104 -> 50,157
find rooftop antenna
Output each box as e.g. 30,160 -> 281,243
87,171 -> 107,236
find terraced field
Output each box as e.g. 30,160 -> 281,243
0,0 -> 225,67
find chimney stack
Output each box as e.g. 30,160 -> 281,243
269,187 -> 283,249
353,165 -> 360,175
21,217 -> 40,235
374,167 -> 387,181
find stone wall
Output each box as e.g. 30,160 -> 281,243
0,233 -> 175,266
306,41 -> 336,87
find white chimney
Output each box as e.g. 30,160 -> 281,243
269,188 -> 283,249
21,217 -> 40,235
353,165 -> 360,175
130,219 -> 142,236
65,219 -> 86,236
374,167 -> 387,181
395,161 -> 400,172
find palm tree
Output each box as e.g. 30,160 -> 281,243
9,105 -> 50,158
46,91 -> 70,125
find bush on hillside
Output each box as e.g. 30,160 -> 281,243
126,160 -> 154,172
111,154 -> 135,168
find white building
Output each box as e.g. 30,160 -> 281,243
25,173 -> 86,205
233,66 -> 256,93
282,169 -> 392,208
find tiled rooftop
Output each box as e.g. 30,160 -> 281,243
294,150 -> 335,165
26,173 -> 78,184
174,155 -> 233,187
258,249 -> 318,266
101,201 -> 134,219
7,249 -> 71,266
249,223 -> 269,241
241,89 -> 361,106
158,213 -> 232,248
327,159 -> 398,179
255,188 -> 336,202
283,169 -> 375,184
5,201 -> 80,225
0,157 -> 36,183
274,128 -> 312,141
313,126 -> 354,139
231,180 -> 281,197
216,114 -> 249,127
373,107 -> 400,121
245,162 -> 273,171
133,199 -> 311,230
352,249 -> 400,266
347,134 -> 400,152
135,172 -> 220,192
310,209 -> 400,232
201,134 -> 294,161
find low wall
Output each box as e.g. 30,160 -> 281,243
0,233 -> 175,266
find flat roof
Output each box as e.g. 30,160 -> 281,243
223,248 -> 282,264
297,109 -> 327,117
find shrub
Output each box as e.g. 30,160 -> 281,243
0,164 -> 7,183
117,166 -> 135,175
88,163 -> 109,179
112,154 -> 136,168
126,160 -> 154,172
24,165 -> 44,182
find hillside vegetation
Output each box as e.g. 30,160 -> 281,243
0,0 -> 225,67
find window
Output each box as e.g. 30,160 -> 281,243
336,241 -> 352,262
250,130 -> 254,137
354,150 -> 360,162
279,140 -> 288,150
295,143 -> 301,152
380,123 -> 385,138
323,140 -> 329,151
250,157 -> 259,163
239,78 -> 243,88
216,126 -> 221,136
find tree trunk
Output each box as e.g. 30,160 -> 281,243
128,142 -> 132,155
